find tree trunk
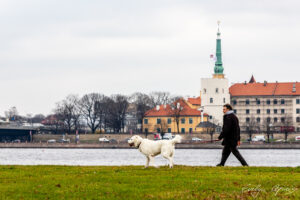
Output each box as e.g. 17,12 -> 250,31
285,132 -> 288,142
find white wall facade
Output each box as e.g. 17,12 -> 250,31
292,96 -> 300,132
201,77 -> 230,126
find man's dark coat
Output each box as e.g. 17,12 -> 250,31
218,113 -> 240,146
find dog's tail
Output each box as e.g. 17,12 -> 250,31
171,135 -> 182,145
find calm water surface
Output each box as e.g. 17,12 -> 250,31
0,149 -> 299,167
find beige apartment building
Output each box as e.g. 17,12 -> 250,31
230,76 -> 300,133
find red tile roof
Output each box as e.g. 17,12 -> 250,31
145,98 -> 207,117
187,97 -> 201,105
230,82 -> 300,96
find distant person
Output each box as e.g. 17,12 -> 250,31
217,104 -> 248,166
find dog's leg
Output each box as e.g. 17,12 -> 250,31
168,156 -> 174,168
150,156 -> 158,168
144,156 -> 150,168
163,155 -> 173,168
162,152 -> 174,168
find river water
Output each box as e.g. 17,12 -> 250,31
0,149 -> 299,167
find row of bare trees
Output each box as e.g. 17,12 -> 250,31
50,92 -> 182,134
243,115 -> 294,142
1,91 -> 182,134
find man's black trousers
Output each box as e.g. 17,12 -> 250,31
220,145 -> 248,166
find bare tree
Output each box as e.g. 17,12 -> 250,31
67,95 -> 82,132
245,116 -> 259,141
55,95 -> 81,134
102,97 -> 114,132
106,95 -> 129,133
4,106 -> 19,121
154,118 -> 168,137
79,93 -> 104,133
129,92 -> 152,133
263,118 -> 272,143
149,91 -> 172,107
281,114 -> 294,142
169,99 -> 186,134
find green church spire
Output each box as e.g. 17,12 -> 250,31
214,21 -> 224,76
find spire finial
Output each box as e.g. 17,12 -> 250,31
217,20 -> 221,38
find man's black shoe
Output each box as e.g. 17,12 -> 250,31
216,163 -> 224,167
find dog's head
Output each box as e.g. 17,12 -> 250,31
128,135 -> 142,148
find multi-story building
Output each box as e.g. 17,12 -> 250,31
142,97 -> 208,134
230,76 -> 300,133
201,22 -> 230,126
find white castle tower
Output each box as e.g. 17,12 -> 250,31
201,22 -> 230,126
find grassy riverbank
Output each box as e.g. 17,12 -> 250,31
0,166 -> 299,199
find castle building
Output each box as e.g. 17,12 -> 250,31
200,23 -> 230,126
230,77 -> 300,133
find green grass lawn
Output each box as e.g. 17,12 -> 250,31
0,165 -> 299,200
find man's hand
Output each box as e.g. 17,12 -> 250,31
237,141 -> 241,146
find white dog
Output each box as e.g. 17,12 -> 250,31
128,135 -> 182,168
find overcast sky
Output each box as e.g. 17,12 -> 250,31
0,0 -> 299,116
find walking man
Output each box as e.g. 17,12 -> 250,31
217,104 -> 248,166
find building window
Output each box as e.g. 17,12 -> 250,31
267,109 -> 271,114
233,100 -> 237,105
168,128 -> 171,133
281,109 -> 285,114
233,109 -> 237,114
216,88 -> 219,93
167,118 -> 171,124
267,117 -> 271,123
223,98 -> 226,103
257,118 -> 261,123
281,99 -> 285,104
297,109 -> 300,114
246,117 -> 250,123
257,109 -> 260,114
157,118 -> 161,124
181,128 -> 185,134
281,117 -> 285,123
157,128 -> 161,133
204,89 -> 207,94
246,99 -> 250,105
144,119 -> 148,124
210,98 -> 213,103
274,99 -> 278,104
297,127 -> 300,132
297,117 -> 300,122
274,117 -> 278,123
222,88 -> 225,93
246,109 -> 250,114
189,118 -> 193,124
189,128 -> 193,133
267,99 -> 271,105
274,109 -> 278,114
297,99 -> 300,104
256,99 -> 261,105
181,118 -> 185,124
